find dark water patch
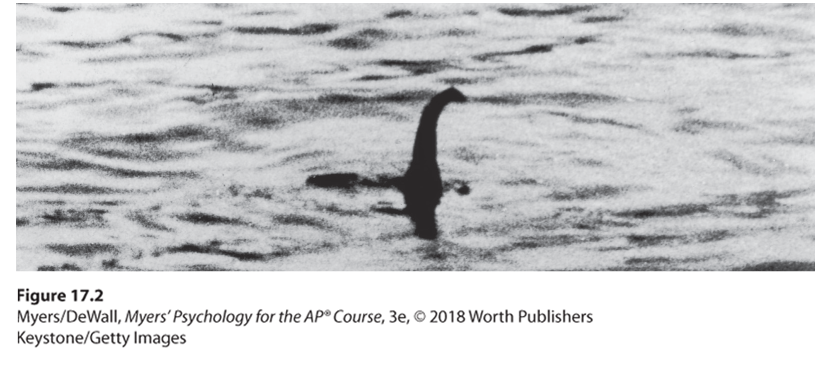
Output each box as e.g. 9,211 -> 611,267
613,255 -> 718,270
216,95 -> 406,129
321,204 -> 370,217
38,263 -> 83,271
711,23 -> 773,37
165,242 -> 274,262
583,16 -> 624,23
712,151 -> 773,176
194,84 -> 237,97
36,200 -> 67,206
572,215 -> 636,230
675,119 -> 745,134
57,40 -> 115,49
329,37 -> 370,50
196,20 -> 223,25
42,209 -> 107,227
18,154 -> 199,178
47,6 -> 74,13
55,34 -> 138,49
498,5 -> 594,17
154,32 -> 187,42
101,258 -> 119,270
233,23 -> 337,36
717,189 -> 806,207
355,75 -> 396,81
454,147 -> 489,165
614,203 -> 710,219
614,190 -> 807,221
31,82 -> 58,92
376,90 -> 437,103
473,44 -> 553,61
418,263 -> 458,271
17,184 -> 129,195
177,213 -> 246,226
94,201 -> 122,206
548,111 -> 641,130
318,90 -> 435,105
439,28 -> 475,37
183,264 -> 230,271
455,221 -> 500,235
596,246 -> 631,252
328,28 -> 393,50
475,92 -> 618,107
214,138 -> 263,153
501,235 -> 601,251
573,158 -> 606,167
461,207 -> 610,235
478,250 -> 498,262
440,77 -> 492,85
247,11 -> 280,16
549,185 -> 629,201
65,81 -> 113,89
375,59 -> 454,75
227,184 -> 243,197
215,102 -> 284,128
626,234 -> 686,247
80,125 -> 215,143
127,211 -> 172,232
670,50 -> 790,60
283,151 -> 332,164
733,261 -> 814,271
625,256 -> 671,265
715,189 -> 808,218
245,188 -> 273,200
225,185 -> 275,200
573,36 -> 597,45
774,131 -> 814,146
97,147 -> 188,162
47,243 -> 118,257
696,230 -> 733,242
273,214 -> 329,229
379,230 -> 415,242
416,245 -> 455,261
503,178 -> 539,186
17,218 -> 29,227
101,258 -> 139,271
316,94 -> 365,104
62,125 -> 219,161
385,9 -> 413,18
86,51 -> 207,64
17,45 -> 47,57
627,230 -> 733,247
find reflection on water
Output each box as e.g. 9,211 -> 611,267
16,4 -> 815,270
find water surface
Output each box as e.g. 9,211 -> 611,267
16,4 -> 815,270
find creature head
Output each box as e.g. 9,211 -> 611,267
433,87 -> 467,105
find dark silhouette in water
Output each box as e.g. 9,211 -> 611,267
303,88 -> 468,238
399,87 -> 467,239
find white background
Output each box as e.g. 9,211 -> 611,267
6,1 -> 827,372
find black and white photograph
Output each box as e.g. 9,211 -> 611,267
16,3 -> 815,271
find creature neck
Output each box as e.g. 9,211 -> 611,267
411,101 -> 448,165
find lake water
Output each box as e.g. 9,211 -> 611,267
16,3 -> 815,270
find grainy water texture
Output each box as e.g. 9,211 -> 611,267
16,4 -> 815,271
